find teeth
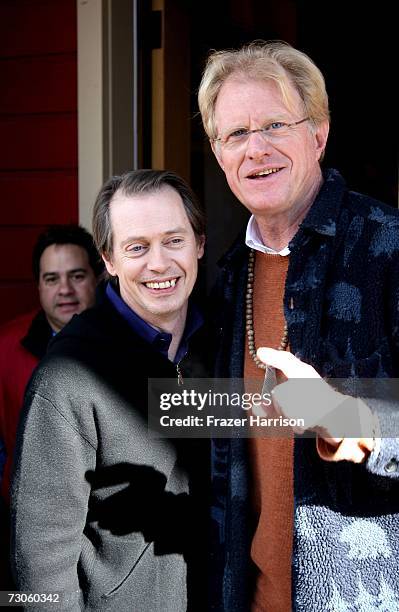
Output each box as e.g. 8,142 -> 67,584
252,168 -> 280,177
145,278 -> 177,289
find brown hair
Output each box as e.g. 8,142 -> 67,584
92,169 -> 205,256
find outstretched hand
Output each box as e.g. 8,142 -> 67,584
257,347 -> 376,462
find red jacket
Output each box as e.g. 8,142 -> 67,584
0,311 -> 52,500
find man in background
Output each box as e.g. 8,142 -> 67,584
0,224 -> 101,500
0,225 -> 101,588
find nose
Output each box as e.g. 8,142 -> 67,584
146,245 -> 169,273
58,276 -> 74,295
245,129 -> 273,160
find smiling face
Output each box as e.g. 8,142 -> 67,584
212,77 -> 329,223
38,244 -> 97,332
102,186 -> 204,329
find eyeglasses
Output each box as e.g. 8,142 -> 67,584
213,117 -> 310,150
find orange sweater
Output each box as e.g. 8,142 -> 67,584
244,252 -> 293,612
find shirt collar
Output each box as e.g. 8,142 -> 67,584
244,168 -> 346,254
245,215 -> 290,256
105,281 -> 203,363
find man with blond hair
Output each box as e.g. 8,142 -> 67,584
198,41 -> 399,611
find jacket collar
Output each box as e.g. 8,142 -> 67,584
217,228 -> 248,269
298,168 -> 345,239
20,310 -> 54,359
218,168 -> 346,269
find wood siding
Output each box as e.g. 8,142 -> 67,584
0,0 -> 78,324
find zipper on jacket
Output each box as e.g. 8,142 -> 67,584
176,362 -> 184,385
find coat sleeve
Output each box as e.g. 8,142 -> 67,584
365,251 -> 399,479
10,390 -> 96,610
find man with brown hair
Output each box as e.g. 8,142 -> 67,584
11,170 -> 208,611
0,225 -> 101,502
0,225 -> 100,589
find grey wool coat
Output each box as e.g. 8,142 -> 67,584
11,287 -> 209,611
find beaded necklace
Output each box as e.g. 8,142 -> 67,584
246,248 -> 289,370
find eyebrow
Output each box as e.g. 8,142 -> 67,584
120,227 -> 189,247
223,113 -> 292,128
42,268 -> 87,278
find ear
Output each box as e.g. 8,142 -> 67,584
211,140 -> 225,171
314,120 -> 330,161
197,235 -> 205,259
101,252 -> 117,277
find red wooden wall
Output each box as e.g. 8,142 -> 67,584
0,0 -> 78,324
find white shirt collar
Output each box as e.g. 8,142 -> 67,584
245,215 -> 290,256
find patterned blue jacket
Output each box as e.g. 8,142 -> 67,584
211,169 -> 399,611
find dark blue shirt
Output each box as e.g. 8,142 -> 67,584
105,281 -> 203,364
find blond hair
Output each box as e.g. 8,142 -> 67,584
198,40 -> 330,140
